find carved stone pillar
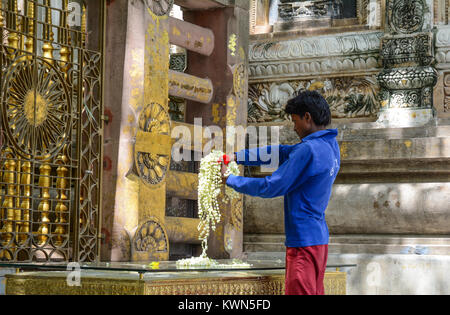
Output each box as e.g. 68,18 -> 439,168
101,0 -> 173,262
183,1 -> 249,259
376,0 -> 438,127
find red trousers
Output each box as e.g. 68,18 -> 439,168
285,245 -> 328,295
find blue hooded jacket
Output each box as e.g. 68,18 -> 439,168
226,129 -> 340,248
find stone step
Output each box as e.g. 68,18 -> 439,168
338,126 -> 450,141
271,119 -> 450,145
244,234 -> 285,243
334,119 -> 450,141
245,251 -> 285,261
331,235 -> 450,245
244,242 -> 286,253
244,234 -> 450,255
246,234 -> 450,244
328,243 -> 450,255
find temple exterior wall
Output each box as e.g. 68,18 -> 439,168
244,0 -> 450,294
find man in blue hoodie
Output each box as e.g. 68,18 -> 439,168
221,91 -> 340,295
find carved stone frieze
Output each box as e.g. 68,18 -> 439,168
249,31 -> 383,81
444,72 -> 450,113
249,31 -> 382,62
378,67 -> 438,92
248,76 -> 380,122
433,0 -> 450,25
250,0 -> 377,34
278,0 -> 344,20
435,25 -> 450,70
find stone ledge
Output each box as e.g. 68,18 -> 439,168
247,120 -> 450,182
336,122 -> 450,141
252,118 -> 450,140
243,234 -> 450,256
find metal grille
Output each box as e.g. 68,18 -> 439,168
166,196 -> 198,218
0,0 -> 104,262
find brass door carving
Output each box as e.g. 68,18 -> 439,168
0,0 -> 104,262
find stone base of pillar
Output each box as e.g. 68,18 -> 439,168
376,108 -> 436,128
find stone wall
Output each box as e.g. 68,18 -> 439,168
243,121 -> 450,251
244,0 -> 450,270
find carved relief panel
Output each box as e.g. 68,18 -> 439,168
248,76 -> 380,122
249,0 -> 382,34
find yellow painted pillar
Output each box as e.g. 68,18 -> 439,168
131,6 -> 171,262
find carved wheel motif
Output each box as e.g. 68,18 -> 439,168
134,219 -> 168,253
138,102 -> 170,135
1,58 -> 70,160
137,152 -> 169,185
390,0 -> 424,34
144,0 -> 173,16
136,102 -> 171,186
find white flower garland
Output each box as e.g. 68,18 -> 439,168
197,150 -> 240,257
176,150 -> 247,269
176,257 -> 251,269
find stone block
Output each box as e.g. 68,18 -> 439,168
328,182 -> 450,234
244,252 -> 450,294
244,195 -> 284,234
328,253 -> 450,295
244,181 -> 450,235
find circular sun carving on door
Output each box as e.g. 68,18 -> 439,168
1,58 -> 71,160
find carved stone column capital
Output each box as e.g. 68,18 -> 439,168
376,0 -> 437,127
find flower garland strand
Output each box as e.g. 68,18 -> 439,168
197,150 -> 239,257
176,150 -> 250,268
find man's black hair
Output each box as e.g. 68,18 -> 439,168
285,90 -> 331,126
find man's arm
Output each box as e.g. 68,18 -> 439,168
226,144 -> 312,198
234,145 -> 295,167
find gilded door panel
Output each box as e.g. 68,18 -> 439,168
0,0 -> 104,262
